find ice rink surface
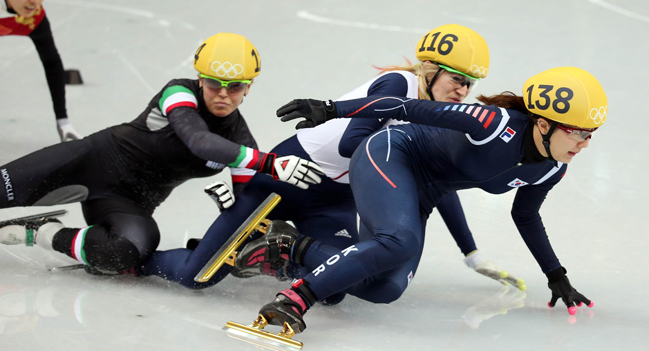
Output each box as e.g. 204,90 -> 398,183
1,0 -> 648,350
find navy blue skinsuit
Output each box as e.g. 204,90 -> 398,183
298,97 -> 567,303
139,72 -> 476,288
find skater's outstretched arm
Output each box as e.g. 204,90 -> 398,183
437,192 -> 526,290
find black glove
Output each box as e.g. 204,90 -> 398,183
546,267 -> 593,315
276,99 -> 337,129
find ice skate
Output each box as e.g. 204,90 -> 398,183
224,288 -> 310,350
194,193 -> 281,283
0,210 -> 67,247
235,220 -> 300,269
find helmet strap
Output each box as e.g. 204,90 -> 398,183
540,121 -> 559,167
425,66 -> 445,101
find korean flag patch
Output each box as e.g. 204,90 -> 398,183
507,178 -> 528,188
500,127 -> 516,143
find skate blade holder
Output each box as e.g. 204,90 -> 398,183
224,315 -> 303,350
194,193 -> 281,283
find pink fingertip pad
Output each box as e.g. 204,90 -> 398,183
588,301 -> 594,308
568,306 -> 577,315
576,302 -> 583,307
548,302 -> 553,308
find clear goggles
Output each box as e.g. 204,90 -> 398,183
200,74 -> 251,93
556,124 -> 597,141
438,64 -> 480,90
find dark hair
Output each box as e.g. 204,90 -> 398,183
476,91 -> 531,117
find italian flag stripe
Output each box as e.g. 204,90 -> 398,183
159,86 -> 197,116
228,146 -> 260,169
71,226 -> 92,265
232,174 -> 253,183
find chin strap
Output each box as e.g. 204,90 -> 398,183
540,121 -> 559,167
425,64 -> 445,101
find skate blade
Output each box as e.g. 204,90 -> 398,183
194,193 -> 281,283
224,317 -> 303,350
49,264 -> 86,272
0,209 -> 68,225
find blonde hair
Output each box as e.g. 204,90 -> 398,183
375,59 -> 440,100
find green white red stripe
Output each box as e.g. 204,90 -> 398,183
228,145 -> 261,169
159,85 -> 197,116
71,226 -> 92,265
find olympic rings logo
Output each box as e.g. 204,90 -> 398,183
210,61 -> 244,78
590,106 -> 607,125
470,65 -> 488,78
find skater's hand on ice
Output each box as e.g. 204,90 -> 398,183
205,181 -> 235,211
276,99 -> 337,129
546,267 -> 593,315
57,118 -> 82,142
259,154 -> 324,190
464,250 -> 526,291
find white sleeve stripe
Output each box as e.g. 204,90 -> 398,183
161,92 -> 197,115
533,162 -> 564,185
230,168 -> 257,176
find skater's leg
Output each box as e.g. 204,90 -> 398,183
0,138 -> 99,208
139,185 -> 268,289
294,133 -> 424,301
51,197 -> 160,271
345,216 -> 427,303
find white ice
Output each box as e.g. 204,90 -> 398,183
1,1 -> 648,350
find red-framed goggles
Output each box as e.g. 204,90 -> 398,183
200,74 -> 251,93
556,124 -> 598,141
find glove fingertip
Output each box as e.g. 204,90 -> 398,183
576,302 -> 583,307
587,301 -> 594,308
548,302 -> 554,308
568,306 -> 577,315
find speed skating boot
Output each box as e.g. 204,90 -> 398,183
259,279 -> 317,334
235,220 -> 314,270
0,217 -> 63,250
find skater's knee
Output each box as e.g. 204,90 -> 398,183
374,229 -> 421,262
82,236 -> 143,271
358,280 -> 405,304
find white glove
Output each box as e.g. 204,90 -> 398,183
204,181 -> 235,211
260,154 -> 324,190
464,250 -> 526,291
56,118 -> 82,142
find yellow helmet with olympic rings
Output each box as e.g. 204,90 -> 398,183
415,24 -> 489,79
193,33 -> 261,80
522,67 -> 607,129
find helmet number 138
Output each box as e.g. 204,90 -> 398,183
526,85 -> 574,114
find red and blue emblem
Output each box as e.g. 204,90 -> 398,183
499,127 -> 516,143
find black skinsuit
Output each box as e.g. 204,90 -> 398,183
0,79 -> 260,270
